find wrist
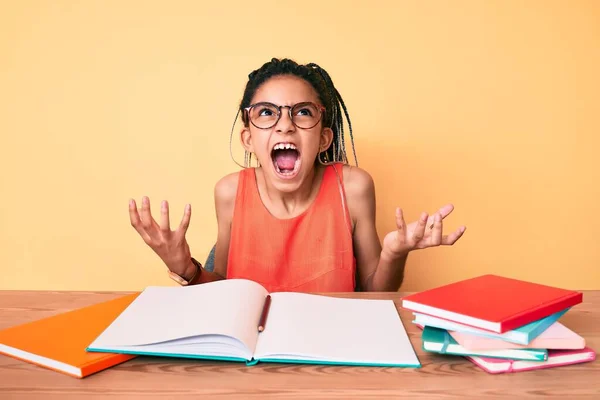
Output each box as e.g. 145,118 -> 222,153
181,259 -> 198,281
169,258 -> 202,286
380,247 -> 409,263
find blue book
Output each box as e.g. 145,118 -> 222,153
87,280 -> 421,367
413,308 -> 569,345
422,326 -> 548,361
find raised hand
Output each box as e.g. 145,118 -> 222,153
129,196 -> 193,277
382,204 -> 466,258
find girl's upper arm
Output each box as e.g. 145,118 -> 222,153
343,166 -> 382,290
212,172 -> 239,278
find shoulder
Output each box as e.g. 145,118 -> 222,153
339,164 -> 376,225
214,171 -> 241,201
214,171 -> 243,220
341,164 -> 376,201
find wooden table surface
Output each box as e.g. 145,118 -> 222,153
0,290 -> 598,399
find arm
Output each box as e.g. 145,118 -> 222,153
345,166 -> 466,292
344,166 -> 406,291
186,172 -> 240,284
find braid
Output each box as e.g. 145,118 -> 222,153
306,63 -> 357,166
229,58 -> 358,168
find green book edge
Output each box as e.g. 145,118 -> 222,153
421,326 -> 548,361
87,347 -> 248,364
257,358 -> 421,368
87,347 -> 421,368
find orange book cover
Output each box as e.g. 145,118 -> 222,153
0,293 -> 139,378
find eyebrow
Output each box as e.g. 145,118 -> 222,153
251,101 -> 315,106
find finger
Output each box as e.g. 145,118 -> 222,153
412,212 -> 428,244
429,204 -> 454,229
129,198 -> 141,227
427,214 -> 436,230
160,200 -> 171,232
177,204 -> 192,235
430,212 -> 443,246
140,196 -> 160,233
437,204 -> 455,220
395,207 -> 407,235
442,226 -> 467,245
129,199 -> 152,243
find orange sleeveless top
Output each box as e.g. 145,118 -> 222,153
226,163 -> 356,293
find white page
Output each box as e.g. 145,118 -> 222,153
253,293 -> 420,366
89,279 -> 269,357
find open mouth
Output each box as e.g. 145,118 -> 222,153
271,142 -> 301,178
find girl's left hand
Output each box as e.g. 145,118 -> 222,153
382,204 -> 466,259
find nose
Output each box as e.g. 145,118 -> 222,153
274,106 -> 295,134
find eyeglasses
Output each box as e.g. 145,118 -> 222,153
244,102 -> 326,130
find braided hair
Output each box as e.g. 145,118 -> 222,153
229,58 -> 358,168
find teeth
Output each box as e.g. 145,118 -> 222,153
273,143 -> 297,151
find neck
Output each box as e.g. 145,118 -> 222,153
257,163 -> 326,218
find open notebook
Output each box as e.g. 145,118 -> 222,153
88,279 -> 420,367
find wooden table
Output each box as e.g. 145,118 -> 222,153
0,291 -> 598,399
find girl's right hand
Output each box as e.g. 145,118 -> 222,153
129,196 -> 194,278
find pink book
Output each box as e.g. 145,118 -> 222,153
450,322 -> 586,351
467,347 -> 596,374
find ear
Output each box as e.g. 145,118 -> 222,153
319,127 -> 334,153
240,127 -> 253,153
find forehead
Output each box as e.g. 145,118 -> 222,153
251,75 -> 320,105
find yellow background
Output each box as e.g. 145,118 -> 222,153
1,1 -> 599,291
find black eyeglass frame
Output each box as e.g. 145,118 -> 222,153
243,101 -> 326,130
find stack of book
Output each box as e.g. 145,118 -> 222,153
402,274 -> 596,373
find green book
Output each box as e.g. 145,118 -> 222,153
422,326 -> 547,361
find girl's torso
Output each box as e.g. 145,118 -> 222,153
226,163 -> 356,292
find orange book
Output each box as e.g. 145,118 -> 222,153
0,293 -> 139,378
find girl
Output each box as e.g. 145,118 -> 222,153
128,58 -> 466,292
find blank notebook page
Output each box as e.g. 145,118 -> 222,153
89,280 -> 268,353
254,292 -> 419,365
